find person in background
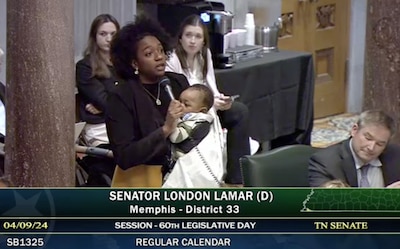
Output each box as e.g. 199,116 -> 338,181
75,14 -> 120,186
166,14 -> 250,186
309,110 -> 400,188
106,14 -> 189,186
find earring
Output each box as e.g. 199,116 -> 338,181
134,68 -> 139,75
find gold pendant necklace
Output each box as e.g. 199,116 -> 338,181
142,83 -> 161,106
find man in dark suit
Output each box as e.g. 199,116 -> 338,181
309,110 -> 400,187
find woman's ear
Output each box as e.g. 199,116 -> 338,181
131,60 -> 140,75
132,60 -> 140,75
131,60 -> 138,70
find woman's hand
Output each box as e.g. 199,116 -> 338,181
163,100 -> 184,137
85,103 -> 102,114
214,94 -> 232,111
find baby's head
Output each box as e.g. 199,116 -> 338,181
179,84 -> 214,114
321,179 -> 350,188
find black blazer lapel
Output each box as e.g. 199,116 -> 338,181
340,140 -> 358,187
127,79 -> 164,137
122,73 -> 189,138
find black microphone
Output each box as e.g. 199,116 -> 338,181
160,76 -> 175,100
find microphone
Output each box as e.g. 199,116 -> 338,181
159,76 -> 175,100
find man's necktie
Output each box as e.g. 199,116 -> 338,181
359,164 -> 370,187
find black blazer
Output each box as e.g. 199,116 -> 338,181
309,139 -> 400,187
105,72 -> 189,170
76,55 -> 120,124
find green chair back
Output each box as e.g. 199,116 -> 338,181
240,144 -> 319,187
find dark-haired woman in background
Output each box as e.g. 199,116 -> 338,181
166,14 -> 250,186
106,15 -> 189,187
76,14 -> 120,186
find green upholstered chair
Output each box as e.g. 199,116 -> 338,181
240,144 -> 319,187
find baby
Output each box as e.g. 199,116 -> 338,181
169,84 -> 214,159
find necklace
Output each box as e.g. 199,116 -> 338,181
142,83 -> 161,105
